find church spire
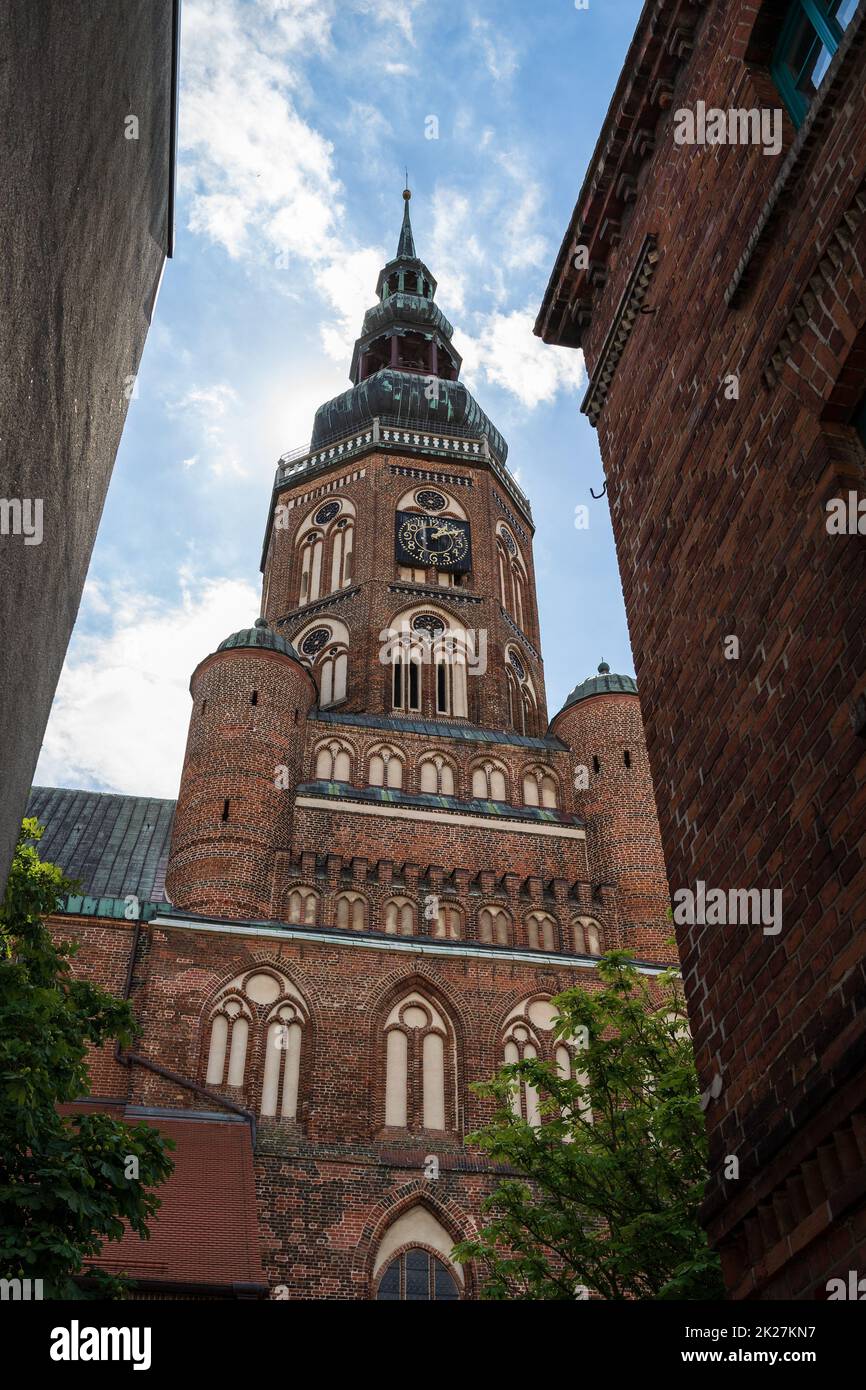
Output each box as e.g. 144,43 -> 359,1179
396,185 -> 416,260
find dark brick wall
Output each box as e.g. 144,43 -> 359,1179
0,0 -> 175,897
538,0 -> 866,1298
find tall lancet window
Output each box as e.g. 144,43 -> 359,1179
296,499 -> 356,606
294,619 -> 350,710
496,524 -> 528,631
386,607 -> 469,719
382,991 -> 457,1132
203,970 -> 309,1121
506,646 -> 538,736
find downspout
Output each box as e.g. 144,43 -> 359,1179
113,919 -> 257,1145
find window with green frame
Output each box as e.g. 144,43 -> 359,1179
771,0 -> 859,126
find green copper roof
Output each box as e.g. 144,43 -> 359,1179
559,661 -> 638,713
217,617 -> 301,662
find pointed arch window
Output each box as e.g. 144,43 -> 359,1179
384,897 -> 415,936
503,1018 -> 542,1127
522,767 -> 558,808
501,996 -> 591,1129
428,901 -> 462,940
376,1249 -> 460,1301
369,745 -> 404,789
314,739 -> 352,782
296,619 -> 350,711
573,917 -> 603,956
506,647 -> 537,737
383,992 -> 456,1132
205,995 -> 252,1089
497,525 -> 528,631
418,754 -> 455,796
261,1000 -> 306,1119
203,969 -> 309,1120
286,886 -> 319,925
335,891 -> 367,931
296,500 -> 356,606
478,906 -> 511,945
526,911 -> 558,952
471,761 -> 508,801
387,609 -> 469,720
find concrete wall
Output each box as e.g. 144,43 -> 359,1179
0,0 -> 177,894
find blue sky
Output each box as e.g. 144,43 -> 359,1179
35,0 -> 645,799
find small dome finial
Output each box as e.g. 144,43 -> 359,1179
403,166 -> 411,200
598,660 -> 610,674
255,617 -> 268,629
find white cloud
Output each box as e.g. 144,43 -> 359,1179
457,307 -> 586,409
167,382 -> 248,477
34,571 -> 261,799
470,15 -> 519,83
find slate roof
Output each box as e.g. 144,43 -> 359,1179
298,780 -> 584,827
26,787 -> 175,901
314,708 -> 567,750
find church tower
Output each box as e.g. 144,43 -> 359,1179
157,193 -> 675,1297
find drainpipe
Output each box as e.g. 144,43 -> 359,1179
113,919 -> 257,1145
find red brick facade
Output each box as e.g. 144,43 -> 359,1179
537,0 -> 866,1299
42,196 -> 675,1299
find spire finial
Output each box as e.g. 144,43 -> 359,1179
396,179 -> 416,258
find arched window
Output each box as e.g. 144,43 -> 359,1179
501,996 -> 590,1128
296,499 -> 356,605
372,1206 -> 465,1299
503,1016 -> 542,1127
418,754 -> 455,796
376,1248 -> 460,1301
522,767 -> 558,808
506,647 -> 538,736
260,998 -> 307,1119
368,745 -> 404,789
526,911 -> 558,951
385,607 -> 470,719
426,901 -> 462,940
471,761 -> 508,801
335,892 -> 367,931
205,995 -> 252,1089
313,739 -> 352,783
203,969 -> 309,1119
295,619 -> 350,710
384,897 -> 415,936
298,530 -> 324,606
496,525 -> 528,631
478,906 -> 511,945
573,917 -> 602,956
286,886 -> 319,925
383,991 -> 456,1132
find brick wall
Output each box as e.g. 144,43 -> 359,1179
537,0 -> 866,1298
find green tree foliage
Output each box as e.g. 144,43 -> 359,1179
0,819 -> 173,1298
454,951 -> 725,1300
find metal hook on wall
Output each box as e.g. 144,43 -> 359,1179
590,480 -> 607,499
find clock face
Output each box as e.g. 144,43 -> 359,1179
314,501 -> 341,525
396,512 -> 471,570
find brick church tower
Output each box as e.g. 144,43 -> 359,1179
33,193 -> 675,1298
